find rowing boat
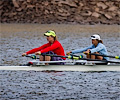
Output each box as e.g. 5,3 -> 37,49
0,60 -> 120,71
1,54 -> 119,71
27,59 -> 119,66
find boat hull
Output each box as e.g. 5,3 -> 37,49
0,65 -> 120,71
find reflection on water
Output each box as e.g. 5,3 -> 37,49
0,24 -> 120,66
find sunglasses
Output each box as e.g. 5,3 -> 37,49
91,36 -> 95,38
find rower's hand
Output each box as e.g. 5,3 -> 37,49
66,51 -> 72,55
22,53 -> 27,56
35,51 -> 41,55
84,49 -> 90,54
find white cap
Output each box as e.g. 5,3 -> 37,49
91,34 -> 101,40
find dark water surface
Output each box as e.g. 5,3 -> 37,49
0,71 -> 120,100
0,24 -> 120,100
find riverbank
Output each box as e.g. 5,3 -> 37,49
1,0 -> 120,24
1,24 -> 120,38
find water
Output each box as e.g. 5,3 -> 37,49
0,71 -> 120,100
0,24 -> 120,100
0,24 -> 120,66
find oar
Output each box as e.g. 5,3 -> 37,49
41,53 -> 83,59
70,54 -> 120,64
25,54 -> 120,64
86,53 -> 120,59
25,55 -> 38,59
24,54 -> 83,60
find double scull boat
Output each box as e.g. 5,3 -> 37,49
0,59 -> 120,71
0,54 -> 119,71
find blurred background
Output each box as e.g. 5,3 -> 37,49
1,0 -> 120,24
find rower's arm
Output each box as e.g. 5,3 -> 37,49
90,44 -> 104,53
40,42 -> 60,53
26,43 -> 50,55
72,45 -> 93,54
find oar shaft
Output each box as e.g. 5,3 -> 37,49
43,54 -> 117,63
41,54 -> 68,58
25,54 -> 83,60
71,54 -> 107,62
25,54 -> 69,59
25,55 -> 39,59
89,53 -> 120,59
71,54 -> 120,64
25,54 -> 120,64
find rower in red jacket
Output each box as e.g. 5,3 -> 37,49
22,30 -> 66,65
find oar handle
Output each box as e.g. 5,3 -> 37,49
41,53 -> 68,58
25,55 -> 39,59
41,54 -> 83,59
25,54 -> 68,59
25,54 -> 83,60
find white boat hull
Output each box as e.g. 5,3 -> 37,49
0,65 -> 120,71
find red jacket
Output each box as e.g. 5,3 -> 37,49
26,40 -> 66,60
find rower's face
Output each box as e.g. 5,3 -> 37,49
92,39 -> 98,45
46,36 -> 54,42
